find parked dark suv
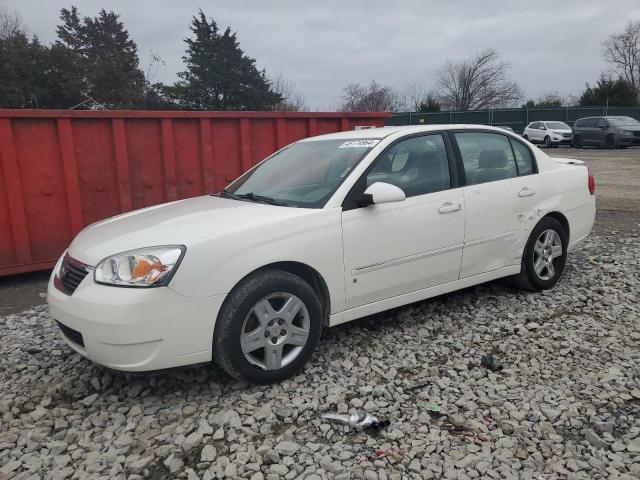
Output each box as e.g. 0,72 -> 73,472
572,116 -> 640,149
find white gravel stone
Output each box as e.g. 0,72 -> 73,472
1,229 -> 639,479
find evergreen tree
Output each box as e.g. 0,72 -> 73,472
580,76 -> 638,107
0,32 -> 83,108
418,95 -> 441,112
55,6 -> 146,108
175,10 -> 281,110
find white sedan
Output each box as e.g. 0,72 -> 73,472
48,125 -> 595,384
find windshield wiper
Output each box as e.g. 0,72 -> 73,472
218,190 -> 289,206
218,189 -> 241,200
237,192 -> 290,206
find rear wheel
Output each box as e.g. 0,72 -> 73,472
213,269 -> 322,384
513,217 -> 568,291
523,134 -> 529,141
572,135 -> 583,149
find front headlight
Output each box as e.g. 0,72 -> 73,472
94,246 -> 185,287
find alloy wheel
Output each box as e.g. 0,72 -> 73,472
532,229 -> 563,280
240,292 -> 310,370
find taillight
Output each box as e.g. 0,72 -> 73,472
587,166 -> 595,195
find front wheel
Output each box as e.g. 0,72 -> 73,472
544,136 -> 552,148
213,269 -> 322,384
606,134 -> 616,149
513,217 -> 568,291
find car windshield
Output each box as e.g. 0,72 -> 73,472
608,117 -> 640,127
223,138 -> 380,208
546,122 -> 570,129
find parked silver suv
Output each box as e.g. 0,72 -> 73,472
572,116 -> 640,149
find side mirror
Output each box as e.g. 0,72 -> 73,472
358,182 -> 406,206
540,125 -> 547,130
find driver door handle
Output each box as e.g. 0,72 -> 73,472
438,202 -> 462,214
518,187 -> 536,197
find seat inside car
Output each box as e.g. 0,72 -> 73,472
473,149 -> 512,184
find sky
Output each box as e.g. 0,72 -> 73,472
3,0 -> 639,109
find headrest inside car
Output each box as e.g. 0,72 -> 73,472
478,149 -> 508,169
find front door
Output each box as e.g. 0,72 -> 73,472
452,131 -> 542,277
341,133 -> 466,309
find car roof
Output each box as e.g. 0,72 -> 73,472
298,124 -> 517,142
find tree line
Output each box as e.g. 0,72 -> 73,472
0,6 -> 291,110
1,4 -> 639,112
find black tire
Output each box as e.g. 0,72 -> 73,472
606,134 -> 616,149
523,134 -> 529,141
213,269 -> 322,384
544,136 -> 552,148
513,217 -> 568,291
572,135 -> 583,149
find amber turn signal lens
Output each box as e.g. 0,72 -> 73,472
131,258 -> 166,279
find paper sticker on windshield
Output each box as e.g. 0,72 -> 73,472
338,139 -> 380,149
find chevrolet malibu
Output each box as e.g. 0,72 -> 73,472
48,125 -> 596,384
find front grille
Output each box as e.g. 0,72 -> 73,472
56,320 -> 85,349
57,255 -> 91,295
562,133 -> 571,138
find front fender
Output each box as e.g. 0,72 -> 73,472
168,208 -> 346,313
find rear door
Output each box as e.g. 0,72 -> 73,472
452,131 -> 542,277
583,118 -> 598,145
341,133 -> 465,309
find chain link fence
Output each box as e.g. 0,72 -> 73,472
386,106 -> 640,133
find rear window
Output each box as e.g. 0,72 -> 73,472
454,132 -> 518,185
510,139 -> 534,175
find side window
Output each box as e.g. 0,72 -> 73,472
585,118 -> 598,128
574,119 -> 583,128
366,134 -> 451,198
454,132 -> 518,185
510,138 -> 535,175
529,122 -> 538,129
597,118 -> 607,128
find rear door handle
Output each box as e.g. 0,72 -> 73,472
438,202 -> 462,214
518,187 -> 536,197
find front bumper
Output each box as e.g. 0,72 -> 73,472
47,273 -> 226,372
552,136 -> 573,145
617,135 -> 640,146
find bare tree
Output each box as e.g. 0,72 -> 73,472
0,4 -> 23,39
434,49 -> 522,110
524,91 -> 566,108
402,80 -> 430,111
270,73 -> 308,111
603,20 -> 640,95
339,80 -> 404,112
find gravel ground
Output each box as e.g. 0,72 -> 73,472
1,222 -> 639,480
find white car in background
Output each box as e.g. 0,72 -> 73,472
523,121 -> 573,148
48,125 -> 595,384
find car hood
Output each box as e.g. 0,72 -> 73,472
618,126 -> 640,132
68,196 -> 317,266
